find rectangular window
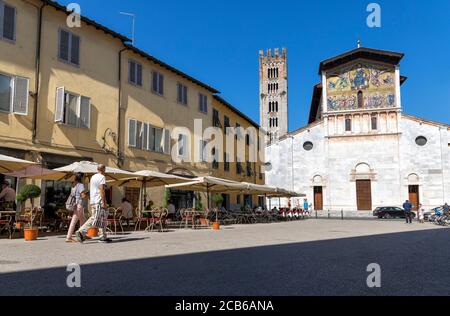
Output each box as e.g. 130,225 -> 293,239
151,71 -> 164,95
58,29 -> 80,66
198,140 -> 207,162
237,195 -> 241,205
224,153 -> 230,172
54,87 -> 90,128
213,109 -> 221,127
212,147 -> 219,169
0,73 -> 29,115
128,120 -> 169,153
236,162 -> 242,174
224,115 -> 230,133
177,83 -> 188,105
345,117 -> 352,132
198,93 -> 207,113
371,116 -> 378,130
178,133 -> 188,158
128,59 -> 142,86
246,161 -> 252,176
0,2 -> 16,41
235,123 -> 242,140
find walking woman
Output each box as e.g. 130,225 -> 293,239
66,173 -> 86,243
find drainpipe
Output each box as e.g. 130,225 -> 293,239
117,47 -> 127,167
32,3 -> 46,143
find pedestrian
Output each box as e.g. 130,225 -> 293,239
417,203 -> 424,224
167,199 -> 176,220
403,200 -> 413,224
443,203 -> 449,214
0,180 -> 16,204
65,173 -> 86,243
303,199 -> 309,212
75,164 -> 112,243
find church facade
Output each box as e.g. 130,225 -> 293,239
264,47 -> 450,213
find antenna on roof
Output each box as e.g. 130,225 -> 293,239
357,34 -> 361,48
120,12 -> 136,45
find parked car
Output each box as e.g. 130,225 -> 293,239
373,207 -> 417,219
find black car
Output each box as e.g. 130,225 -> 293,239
373,207 -> 417,219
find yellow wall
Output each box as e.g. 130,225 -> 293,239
0,0 -> 264,210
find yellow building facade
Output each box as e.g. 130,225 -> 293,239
0,0 -> 264,210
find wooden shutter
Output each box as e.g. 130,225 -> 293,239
154,128 -> 162,152
3,4 -> 15,41
79,96 -> 90,128
55,87 -> 65,122
177,83 -> 182,103
0,1 -> 4,38
163,128 -> 170,154
136,121 -> 143,149
136,63 -> 142,86
128,60 -> 135,84
152,71 -> 157,92
70,34 -> 80,65
128,119 -> 136,147
0,73 -> 11,112
142,123 -> 148,150
158,73 -> 164,95
12,76 -> 29,115
148,125 -> 155,151
59,29 -> 70,62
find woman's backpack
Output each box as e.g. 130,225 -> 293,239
65,184 -> 79,212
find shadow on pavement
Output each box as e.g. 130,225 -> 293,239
1,228 -> 449,296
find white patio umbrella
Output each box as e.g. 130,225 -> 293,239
25,161 -> 136,182
108,170 -> 192,210
0,154 -> 35,173
166,176 -> 248,209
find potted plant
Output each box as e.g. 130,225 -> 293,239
17,184 -> 41,241
194,194 -> 209,226
211,194 -> 224,230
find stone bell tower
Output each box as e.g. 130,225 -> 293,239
259,48 -> 288,144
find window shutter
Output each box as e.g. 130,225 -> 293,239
0,1 -> 4,38
163,129 -> 170,154
3,4 -> 15,41
59,30 -> 70,62
136,63 -> 142,86
70,34 -> 80,65
136,121 -> 143,149
128,119 -> 136,147
12,76 -> 29,115
55,87 -> 65,122
129,60 -> 135,84
177,83 -> 182,103
152,72 -> 157,92
158,74 -> 164,95
148,126 -> 155,151
183,86 -> 187,104
198,140 -> 203,162
79,96 -> 90,128
142,123 -> 148,150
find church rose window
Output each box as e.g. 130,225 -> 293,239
415,136 -> 428,147
303,141 -> 313,151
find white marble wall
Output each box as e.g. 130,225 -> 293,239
265,116 -> 449,211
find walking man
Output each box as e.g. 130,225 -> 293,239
76,164 -> 112,243
403,200 -> 413,224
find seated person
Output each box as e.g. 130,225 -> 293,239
167,200 -> 176,220
118,198 -> 133,227
0,181 -> 16,206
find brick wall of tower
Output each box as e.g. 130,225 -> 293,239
259,48 -> 288,144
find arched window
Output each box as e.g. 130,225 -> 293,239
276,118 -> 278,127
371,115 -> 377,130
275,101 -> 278,112
357,91 -> 363,109
276,68 -> 279,78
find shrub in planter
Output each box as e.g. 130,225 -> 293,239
17,184 -> 41,241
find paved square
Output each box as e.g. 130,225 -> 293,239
1,220 -> 448,295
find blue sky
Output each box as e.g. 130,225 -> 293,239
60,0 -> 450,130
